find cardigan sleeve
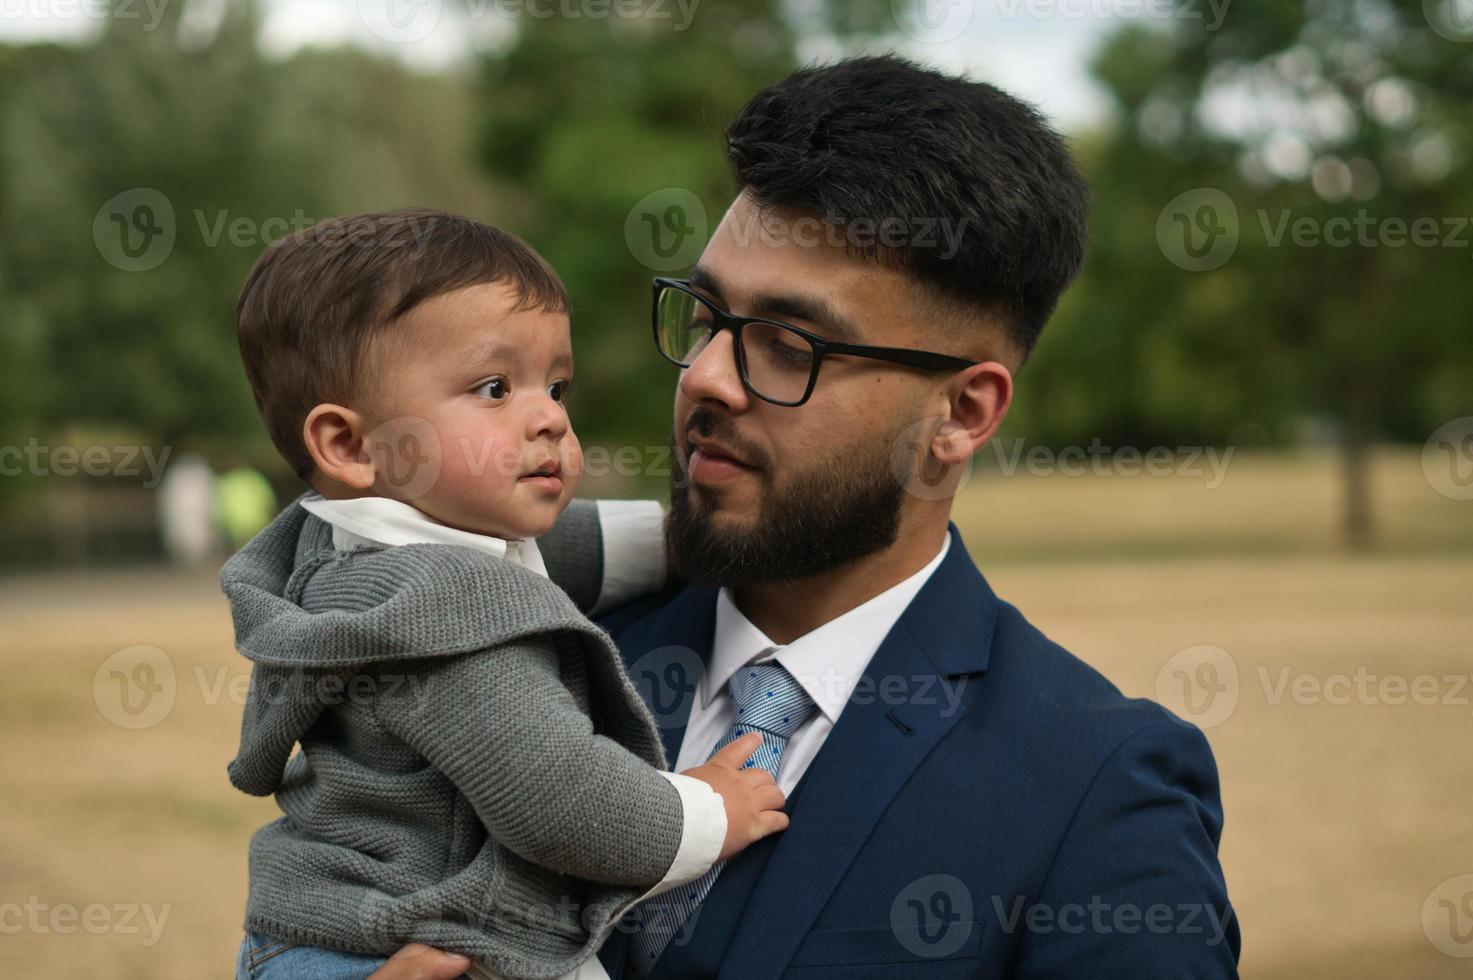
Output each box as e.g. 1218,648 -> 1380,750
537,499 -> 670,616
534,499 -> 605,613
373,636 -> 686,888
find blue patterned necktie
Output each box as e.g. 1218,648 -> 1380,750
626,660 -> 818,977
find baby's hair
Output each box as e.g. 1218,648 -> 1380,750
236,208 -> 568,478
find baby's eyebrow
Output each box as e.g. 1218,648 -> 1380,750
462,339 -> 512,366
462,339 -> 573,372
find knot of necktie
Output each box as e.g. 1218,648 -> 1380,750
714,661 -> 818,772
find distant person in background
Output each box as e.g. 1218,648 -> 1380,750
157,453 -> 219,565
214,465 -> 276,551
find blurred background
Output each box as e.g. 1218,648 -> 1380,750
2,0 -> 1472,976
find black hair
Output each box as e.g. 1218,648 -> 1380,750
724,54 -> 1089,361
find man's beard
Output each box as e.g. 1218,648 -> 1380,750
666,412 -> 904,588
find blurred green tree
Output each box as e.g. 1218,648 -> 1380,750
1012,2 -> 1473,545
2,0 -> 1467,553
472,2 -> 805,450
0,0 -> 504,481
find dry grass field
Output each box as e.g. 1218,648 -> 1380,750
2,448 -> 1470,978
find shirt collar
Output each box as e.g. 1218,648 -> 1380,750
703,535 -> 952,725
298,494 -> 547,578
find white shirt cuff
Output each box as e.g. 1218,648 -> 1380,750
591,500 -> 668,616
641,771 -> 725,899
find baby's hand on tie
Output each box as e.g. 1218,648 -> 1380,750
682,731 -> 789,861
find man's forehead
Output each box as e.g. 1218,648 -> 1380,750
707,195 -> 860,266
696,219 -> 937,346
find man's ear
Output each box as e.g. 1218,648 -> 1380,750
932,361 -> 1013,467
303,403 -> 376,490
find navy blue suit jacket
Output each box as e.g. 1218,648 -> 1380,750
596,524 -> 1239,978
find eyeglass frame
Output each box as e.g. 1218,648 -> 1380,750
651,276 -> 980,407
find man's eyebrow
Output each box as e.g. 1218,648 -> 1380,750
753,292 -> 861,343
688,265 -> 724,298
687,265 -> 862,343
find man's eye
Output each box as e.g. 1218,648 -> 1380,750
474,377 -> 510,401
548,380 -> 571,402
769,338 -> 813,365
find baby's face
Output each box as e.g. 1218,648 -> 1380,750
362,280 -> 581,539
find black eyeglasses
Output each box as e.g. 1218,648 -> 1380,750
651,277 -> 978,407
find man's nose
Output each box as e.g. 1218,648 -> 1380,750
678,328 -> 750,413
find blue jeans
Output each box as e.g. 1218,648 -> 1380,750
235,932 -> 389,980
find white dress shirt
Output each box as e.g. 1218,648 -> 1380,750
674,535 -> 952,795
298,494 -> 725,980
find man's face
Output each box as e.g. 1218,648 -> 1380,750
667,192 -> 969,585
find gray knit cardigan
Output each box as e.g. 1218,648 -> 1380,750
221,498 -> 683,979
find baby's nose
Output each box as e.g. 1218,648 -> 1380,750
526,401 -> 570,442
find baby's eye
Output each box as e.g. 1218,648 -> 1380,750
473,376 -> 510,401
548,380 -> 571,403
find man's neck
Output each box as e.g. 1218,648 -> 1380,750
730,516 -> 950,645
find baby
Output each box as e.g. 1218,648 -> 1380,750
223,209 -> 786,980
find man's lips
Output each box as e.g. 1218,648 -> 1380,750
688,436 -> 754,467
687,436 -> 758,484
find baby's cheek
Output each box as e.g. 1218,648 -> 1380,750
457,420 -> 513,478
561,433 -> 584,486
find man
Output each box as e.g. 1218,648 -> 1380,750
378,54 -> 1238,980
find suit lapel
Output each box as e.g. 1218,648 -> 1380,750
610,587 -> 719,774
601,587 -> 721,980
717,525 -> 997,979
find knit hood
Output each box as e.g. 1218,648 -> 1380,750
221,499 -> 663,796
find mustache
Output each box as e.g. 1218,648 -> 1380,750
684,406 -> 770,470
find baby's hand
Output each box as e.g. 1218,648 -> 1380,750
682,731 -> 789,861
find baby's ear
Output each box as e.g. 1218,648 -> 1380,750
303,403 -> 375,490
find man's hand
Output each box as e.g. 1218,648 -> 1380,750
366,943 -> 472,980
682,731 -> 789,861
